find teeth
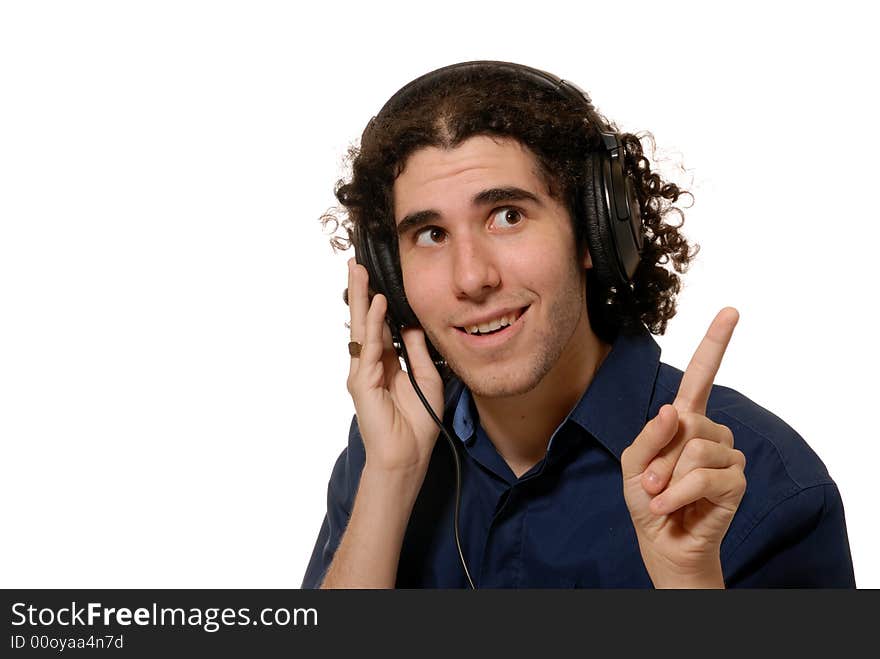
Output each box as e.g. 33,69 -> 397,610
465,311 -> 517,335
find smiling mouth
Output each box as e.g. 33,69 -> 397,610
454,306 -> 529,336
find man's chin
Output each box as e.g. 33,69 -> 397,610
427,334 -> 545,397
446,360 -> 542,399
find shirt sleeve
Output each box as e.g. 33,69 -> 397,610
723,481 -> 856,588
301,415 -> 365,589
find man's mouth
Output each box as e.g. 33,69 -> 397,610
455,306 -> 528,336
452,306 -> 529,348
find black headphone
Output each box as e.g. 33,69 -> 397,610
351,60 -> 644,371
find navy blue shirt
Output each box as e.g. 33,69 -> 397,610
302,326 -> 855,588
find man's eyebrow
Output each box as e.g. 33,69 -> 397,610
396,186 -> 543,237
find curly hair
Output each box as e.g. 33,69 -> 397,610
320,64 -> 698,343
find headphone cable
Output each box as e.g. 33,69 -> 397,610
395,330 -> 476,590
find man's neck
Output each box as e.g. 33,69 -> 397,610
471,313 -> 612,479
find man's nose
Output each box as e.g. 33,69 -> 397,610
451,234 -> 501,300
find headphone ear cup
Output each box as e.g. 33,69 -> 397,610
352,225 -> 451,375
353,224 -> 417,328
371,235 -> 420,329
582,153 -> 619,292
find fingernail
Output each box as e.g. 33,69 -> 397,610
645,471 -> 660,487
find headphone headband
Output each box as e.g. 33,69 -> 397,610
364,60 -> 605,143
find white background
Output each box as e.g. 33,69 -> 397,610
1,0 -> 876,588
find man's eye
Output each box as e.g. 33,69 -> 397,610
414,226 -> 447,246
491,207 -> 524,229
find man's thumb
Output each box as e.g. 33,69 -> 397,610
399,327 -> 438,374
621,404 -> 679,479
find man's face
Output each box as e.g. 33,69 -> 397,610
393,135 -> 594,398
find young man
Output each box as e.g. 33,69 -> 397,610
303,62 -> 855,588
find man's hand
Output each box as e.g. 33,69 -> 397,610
320,258 -> 445,589
621,307 -> 746,588
346,257 -> 444,475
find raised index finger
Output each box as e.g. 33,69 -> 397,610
673,307 -> 740,415
347,257 -> 369,346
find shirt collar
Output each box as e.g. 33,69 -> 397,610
449,324 -> 662,461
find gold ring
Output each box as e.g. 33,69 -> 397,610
348,341 -> 363,357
